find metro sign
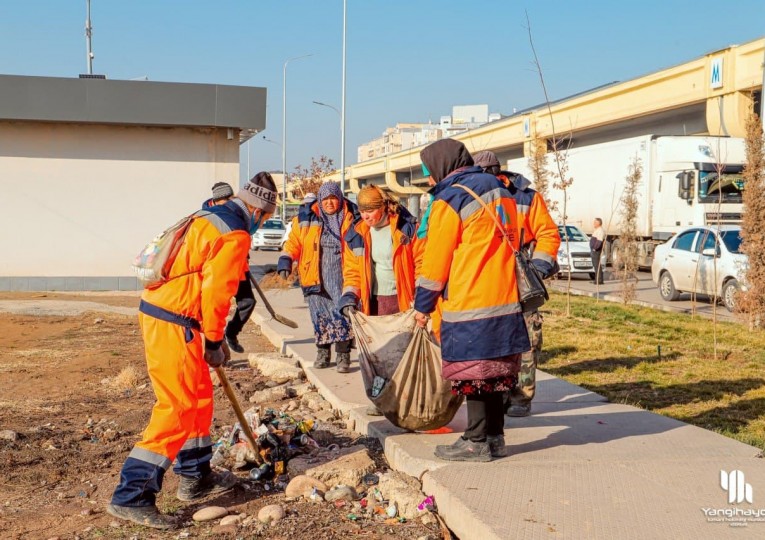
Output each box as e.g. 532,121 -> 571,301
710,57 -> 723,89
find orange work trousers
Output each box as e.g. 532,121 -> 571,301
111,314 -> 213,507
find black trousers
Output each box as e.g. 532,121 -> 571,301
317,340 -> 352,354
591,249 -> 604,284
225,273 -> 256,339
464,392 -> 505,442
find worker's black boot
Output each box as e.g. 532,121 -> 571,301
106,504 -> 177,530
434,437 -> 492,462
486,434 -> 507,458
336,352 -> 351,373
314,348 -> 331,369
225,331 -> 245,354
176,470 -> 237,502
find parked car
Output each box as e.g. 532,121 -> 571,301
281,220 -> 293,250
251,219 -> 286,251
651,225 -> 747,311
556,224 -> 601,278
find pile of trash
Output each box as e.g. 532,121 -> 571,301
211,406 -> 320,482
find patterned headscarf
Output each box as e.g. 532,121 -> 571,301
317,182 -> 345,240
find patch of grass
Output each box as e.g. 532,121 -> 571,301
109,365 -> 142,391
541,292 -> 765,449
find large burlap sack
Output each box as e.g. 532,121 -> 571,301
351,309 -> 463,431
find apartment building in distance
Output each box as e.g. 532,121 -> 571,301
357,104 -> 501,163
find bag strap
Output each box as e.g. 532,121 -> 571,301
454,184 -> 518,254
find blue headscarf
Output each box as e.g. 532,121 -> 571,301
317,182 -> 345,240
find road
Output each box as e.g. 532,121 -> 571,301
250,248 -> 736,323
549,269 -> 736,323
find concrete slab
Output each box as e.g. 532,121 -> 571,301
251,287 -> 765,540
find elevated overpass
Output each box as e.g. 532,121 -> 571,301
330,37 -> 764,204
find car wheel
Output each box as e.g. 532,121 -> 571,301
722,280 -> 739,312
252,247 -> 259,251
659,271 -> 680,301
611,241 -> 624,271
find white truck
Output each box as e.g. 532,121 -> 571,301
506,134 -> 746,268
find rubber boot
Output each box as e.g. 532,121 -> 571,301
336,352 -> 351,374
106,504 -> 176,530
176,470 -> 237,502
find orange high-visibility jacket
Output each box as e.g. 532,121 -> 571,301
498,172 -> 560,276
338,208 -> 418,314
277,200 -> 359,295
141,202 -> 251,343
414,167 -> 530,361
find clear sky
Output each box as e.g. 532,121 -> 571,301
1,1 -> 763,185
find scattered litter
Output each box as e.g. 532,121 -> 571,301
347,513 -> 359,521
363,473 -> 379,486
417,496 -> 435,512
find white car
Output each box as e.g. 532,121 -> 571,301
251,219 -> 286,251
556,224 -> 599,278
651,225 -> 747,311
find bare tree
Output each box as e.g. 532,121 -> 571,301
738,107 -> 765,329
526,11 -> 575,316
290,155 -> 335,199
528,138 -> 555,213
619,156 -> 642,303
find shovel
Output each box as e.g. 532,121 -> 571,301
214,366 -> 264,465
248,272 -> 298,329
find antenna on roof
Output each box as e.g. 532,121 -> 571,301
85,0 -> 94,75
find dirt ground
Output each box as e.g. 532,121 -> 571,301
0,293 -> 440,540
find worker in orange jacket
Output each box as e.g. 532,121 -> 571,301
472,151 -> 560,418
338,185 -> 418,317
415,139 -> 530,462
108,173 -> 277,529
278,183 -> 360,372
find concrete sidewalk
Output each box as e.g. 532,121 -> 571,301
252,288 -> 764,540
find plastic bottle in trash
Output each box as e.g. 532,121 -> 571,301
249,463 -> 273,481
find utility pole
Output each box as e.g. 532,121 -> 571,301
85,0 -> 94,75
340,0 -> 347,195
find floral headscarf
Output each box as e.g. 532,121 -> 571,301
317,182 -> 345,240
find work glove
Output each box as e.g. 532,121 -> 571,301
531,259 -> 554,279
221,340 -> 231,363
341,305 -> 356,320
204,340 -> 226,368
278,270 -> 290,280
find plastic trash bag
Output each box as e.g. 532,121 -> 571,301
351,309 -> 463,431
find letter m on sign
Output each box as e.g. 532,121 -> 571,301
710,58 -> 723,89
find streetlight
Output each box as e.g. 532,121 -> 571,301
340,0 -> 348,195
283,54 -> 314,221
313,100 -> 341,117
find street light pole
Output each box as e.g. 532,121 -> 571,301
312,100 -> 341,117
85,0 -> 94,74
340,0 -> 348,195
282,54 -> 314,221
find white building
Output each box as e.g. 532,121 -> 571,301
357,105 -> 501,162
0,74 -> 266,291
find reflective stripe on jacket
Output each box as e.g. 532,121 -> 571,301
277,200 -> 360,295
339,208 -> 418,314
141,201 -> 251,343
414,167 -> 530,362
